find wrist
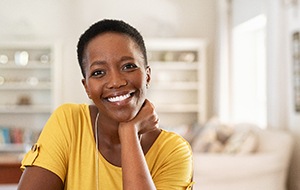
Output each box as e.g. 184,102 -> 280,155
118,123 -> 138,141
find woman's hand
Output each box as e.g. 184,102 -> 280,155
118,99 -> 158,190
119,99 -> 159,135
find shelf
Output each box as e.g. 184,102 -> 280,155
146,38 -> 207,127
0,42 -> 60,139
145,38 -> 207,51
0,144 -> 26,153
0,82 -> 51,90
150,81 -> 199,90
0,62 -> 51,69
150,62 -> 199,70
155,104 -> 199,112
0,105 -> 52,113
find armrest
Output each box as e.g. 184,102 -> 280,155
193,152 -> 287,180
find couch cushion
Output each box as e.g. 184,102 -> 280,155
223,129 -> 258,154
191,117 -> 234,153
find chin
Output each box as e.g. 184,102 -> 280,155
112,108 -> 138,122
108,96 -> 145,122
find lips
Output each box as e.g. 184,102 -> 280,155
107,93 -> 132,102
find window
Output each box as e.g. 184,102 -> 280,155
231,15 -> 267,128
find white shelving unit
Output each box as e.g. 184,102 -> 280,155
145,38 -> 207,133
0,42 -> 61,154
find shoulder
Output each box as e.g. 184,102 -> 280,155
52,103 -> 89,117
48,103 -> 91,128
146,129 -> 193,177
160,129 -> 190,146
55,103 -> 88,112
39,103 -> 91,144
155,129 -> 192,155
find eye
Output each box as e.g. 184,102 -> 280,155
123,63 -> 138,71
91,70 -> 105,77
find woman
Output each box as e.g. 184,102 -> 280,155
18,19 -> 194,190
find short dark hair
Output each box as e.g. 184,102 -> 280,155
77,19 -> 147,78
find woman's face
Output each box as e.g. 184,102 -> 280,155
82,32 -> 150,122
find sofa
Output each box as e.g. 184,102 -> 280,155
189,122 -> 294,190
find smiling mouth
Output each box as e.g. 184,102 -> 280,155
107,93 -> 132,102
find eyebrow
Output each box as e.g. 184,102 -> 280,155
90,60 -> 106,68
89,56 -> 135,68
119,56 -> 135,62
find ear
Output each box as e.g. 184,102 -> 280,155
146,66 -> 151,86
81,78 -> 91,99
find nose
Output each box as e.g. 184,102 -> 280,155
106,70 -> 127,89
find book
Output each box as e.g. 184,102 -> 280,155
0,127 -> 11,144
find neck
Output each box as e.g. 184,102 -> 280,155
95,113 -> 143,146
96,114 -> 121,145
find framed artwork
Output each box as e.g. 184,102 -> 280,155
292,31 -> 300,112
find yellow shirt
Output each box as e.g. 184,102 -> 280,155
21,103 -> 194,190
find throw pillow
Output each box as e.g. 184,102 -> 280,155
223,128 -> 258,154
191,117 -> 225,153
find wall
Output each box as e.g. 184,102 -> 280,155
1,0 -> 298,188
230,0 -> 267,126
226,0 -> 291,131
0,0 -> 70,39
0,0 -> 84,104
232,0 -> 265,26
0,0 -> 217,118
262,0 -> 300,188
218,0 -> 300,188
266,0 -> 300,189
285,1 -> 300,189
71,0 -> 218,119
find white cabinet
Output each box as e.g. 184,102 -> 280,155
0,42 -> 61,152
145,38 -> 207,133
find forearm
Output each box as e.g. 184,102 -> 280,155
119,126 -> 156,190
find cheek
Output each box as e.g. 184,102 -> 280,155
86,80 -> 102,97
132,72 -> 147,89
136,75 -> 148,98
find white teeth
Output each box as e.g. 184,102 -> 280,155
107,94 -> 131,102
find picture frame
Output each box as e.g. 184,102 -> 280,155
292,31 -> 300,112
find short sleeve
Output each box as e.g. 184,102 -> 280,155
20,104 -> 75,182
148,131 -> 194,190
21,143 -> 40,170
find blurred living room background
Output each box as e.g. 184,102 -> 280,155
0,0 -> 299,190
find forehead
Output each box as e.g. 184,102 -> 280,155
86,32 -> 137,53
83,32 -> 144,64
